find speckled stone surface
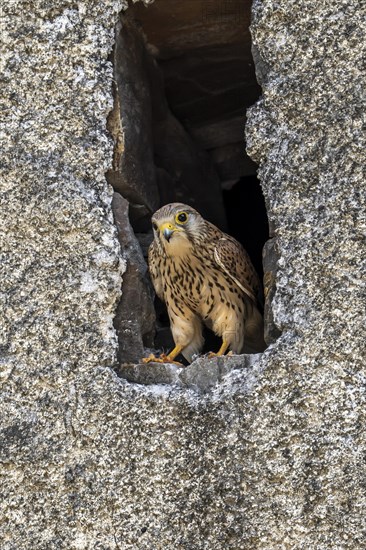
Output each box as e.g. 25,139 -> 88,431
1,1 -> 365,549
118,353 -> 261,393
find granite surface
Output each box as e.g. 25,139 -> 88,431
1,0 -> 365,549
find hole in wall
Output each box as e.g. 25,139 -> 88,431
107,0 -> 272,367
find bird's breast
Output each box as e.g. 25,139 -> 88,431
161,255 -> 243,323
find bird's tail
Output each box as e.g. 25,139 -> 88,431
182,332 -> 205,362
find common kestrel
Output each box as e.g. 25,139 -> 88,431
143,203 -> 265,364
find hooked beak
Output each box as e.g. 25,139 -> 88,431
159,222 -> 177,242
163,228 -> 174,242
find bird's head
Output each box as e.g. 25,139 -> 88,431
151,203 -> 205,256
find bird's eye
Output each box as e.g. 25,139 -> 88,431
152,222 -> 158,231
176,212 -> 188,224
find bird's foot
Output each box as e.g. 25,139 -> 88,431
141,353 -> 184,367
207,351 -> 223,359
207,351 -> 234,359
207,340 -> 231,359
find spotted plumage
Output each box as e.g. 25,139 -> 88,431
146,202 -> 265,363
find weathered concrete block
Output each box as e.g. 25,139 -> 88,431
1,1 -> 365,549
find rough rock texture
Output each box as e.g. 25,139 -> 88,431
1,2 -> 365,550
262,238 -> 282,345
1,0 -> 126,370
118,354 -> 261,393
112,193 -> 155,363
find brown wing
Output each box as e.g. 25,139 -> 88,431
213,236 -> 260,303
148,239 -> 164,301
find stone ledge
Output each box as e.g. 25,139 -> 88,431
117,353 -> 262,393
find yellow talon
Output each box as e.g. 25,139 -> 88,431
141,353 -> 160,364
141,345 -> 184,366
207,339 -> 229,358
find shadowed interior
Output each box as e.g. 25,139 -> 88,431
110,0 -> 269,362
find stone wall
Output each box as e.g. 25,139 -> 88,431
1,1 -> 365,549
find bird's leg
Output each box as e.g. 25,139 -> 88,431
207,339 -> 229,358
165,344 -> 183,362
141,344 -> 184,366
